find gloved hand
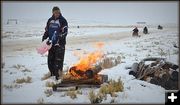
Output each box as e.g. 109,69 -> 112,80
46,40 -> 52,45
42,31 -> 48,42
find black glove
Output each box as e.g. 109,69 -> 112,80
42,31 -> 48,42
46,40 -> 52,45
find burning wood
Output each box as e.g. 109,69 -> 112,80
129,57 -> 179,90
69,65 -> 102,79
68,42 -> 105,79
52,42 -> 109,91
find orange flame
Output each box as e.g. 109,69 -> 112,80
70,42 -> 105,75
74,51 -> 103,71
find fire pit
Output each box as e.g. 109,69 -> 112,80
52,42 -> 110,91
52,65 -> 108,91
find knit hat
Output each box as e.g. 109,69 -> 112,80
52,6 -> 60,13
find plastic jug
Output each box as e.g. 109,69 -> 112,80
36,39 -> 52,55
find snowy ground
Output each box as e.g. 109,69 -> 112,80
1,21 -> 178,104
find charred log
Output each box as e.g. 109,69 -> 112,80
169,69 -> 178,81
129,63 -> 139,77
85,65 -> 102,78
69,65 -> 102,79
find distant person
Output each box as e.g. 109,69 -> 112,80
143,26 -> 148,34
158,25 -> 163,30
132,27 -> 139,37
42,6 -> 68,80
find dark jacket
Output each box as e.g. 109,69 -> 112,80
133,28 -> 139,33
42,14 -> 68,46
143,27 -> 148,34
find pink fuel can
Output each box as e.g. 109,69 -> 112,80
36,39 -> 52,55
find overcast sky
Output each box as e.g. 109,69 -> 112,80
2,1 -> 178,25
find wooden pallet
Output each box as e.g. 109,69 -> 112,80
52,83 -> 101,91
52,74 -> 108,91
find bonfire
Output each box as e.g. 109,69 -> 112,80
53,42 -> 108,91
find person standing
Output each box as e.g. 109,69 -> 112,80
143,26 -> 148,34
42,6 -> 68,80
132,27 -> 139,37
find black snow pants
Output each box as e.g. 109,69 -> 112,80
48,45 -> 65,80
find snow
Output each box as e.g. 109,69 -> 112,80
2,18 -> 159,39
2,20 -> 178,104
